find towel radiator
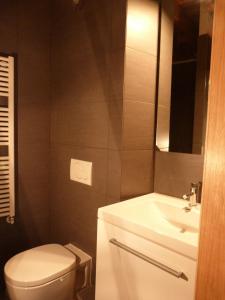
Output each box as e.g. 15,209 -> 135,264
0,55 -> 15,224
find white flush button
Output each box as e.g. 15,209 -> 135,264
70,159 -> 92,186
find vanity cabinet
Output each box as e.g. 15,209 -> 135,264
95,219 -> 197,300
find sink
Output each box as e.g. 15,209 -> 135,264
98,193 -> 201,259
152,200 -> 199,231
130,198 -> 200,233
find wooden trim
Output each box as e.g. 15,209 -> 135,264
196,0 -> 225,299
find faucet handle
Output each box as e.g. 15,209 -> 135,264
191,182 -> 201,189
183,194 -> 189,200
191,182 -> 198,188
191,182 -> 202,188
191,182 -> 202,203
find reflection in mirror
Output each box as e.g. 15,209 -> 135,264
156,0 -> 214,154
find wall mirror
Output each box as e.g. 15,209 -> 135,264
156,0 -> 214,154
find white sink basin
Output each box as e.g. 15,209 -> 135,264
127,197 -> 199,233
98,193 -> 201,259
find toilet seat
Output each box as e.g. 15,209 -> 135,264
4,244 -> 76,288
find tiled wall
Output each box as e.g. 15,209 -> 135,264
0,0 -> 195,293
121,0 -> 159,199
0,0 -> 158,285
50,0 -> 127,256
0,0 -> 51,289
50,0 -> 159,255
154,151 -> 204,198
0,2 -> 205,298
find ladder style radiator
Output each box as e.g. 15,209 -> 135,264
0,55 -> 15,224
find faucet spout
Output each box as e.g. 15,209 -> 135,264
183,182 -> 202,208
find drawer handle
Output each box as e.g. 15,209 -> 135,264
109,238 -> 187,281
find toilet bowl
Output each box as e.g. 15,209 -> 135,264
4,244 -> 76,300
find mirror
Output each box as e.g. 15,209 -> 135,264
156,0 -> 214,154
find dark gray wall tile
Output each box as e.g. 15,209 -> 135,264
0,1 -> 18,53
111,0 -> 127,51
121,150 -> 154,199
123,101 -> 155,150
109,50 -> 125,101
51,101 -> 109,148
107,150 -> 122,202
108,99 -> 123,150
50,0 -> 126,257
18,101 -> 50,144
0,0 -> 51,289
154,151 -> 204,198
50,144 -> 109,256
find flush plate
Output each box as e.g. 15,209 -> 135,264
70,159 -> 92,186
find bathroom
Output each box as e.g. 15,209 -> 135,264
0,0 -> 224,299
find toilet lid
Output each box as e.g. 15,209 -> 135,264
4,244 -> 76,287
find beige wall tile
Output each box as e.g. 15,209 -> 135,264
124,47 -> 157,103
126,0 -> 159,55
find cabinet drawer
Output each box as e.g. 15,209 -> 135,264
96,219 -> 197,300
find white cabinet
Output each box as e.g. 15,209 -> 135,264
95,219 -> 197,300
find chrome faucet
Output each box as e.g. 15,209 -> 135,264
183,182 -> 202,210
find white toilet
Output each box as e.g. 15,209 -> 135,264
4,244 -> 77,300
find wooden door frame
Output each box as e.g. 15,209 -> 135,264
196,0 -> 225,298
